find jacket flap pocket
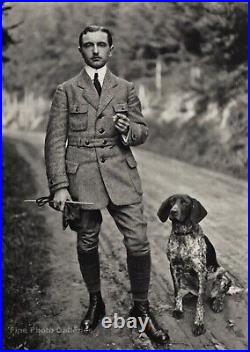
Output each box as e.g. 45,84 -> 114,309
126,154 -> 137,168
70,104 -> 88,113
66,160 -> 79,174
113,103 -> 128,113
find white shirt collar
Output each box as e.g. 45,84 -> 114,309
84,64 -> 107,87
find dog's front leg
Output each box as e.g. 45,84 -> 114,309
170,264 -> 184,319
192,271 -> 206,336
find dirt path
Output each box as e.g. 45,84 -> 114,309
5,130 -> 248,350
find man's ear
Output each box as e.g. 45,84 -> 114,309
190,198 -> 207,224
157,197 -> 172,222
78,46 -> 83,55
109,45 -> 114,57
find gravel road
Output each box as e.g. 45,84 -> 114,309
5,130 -> 247,350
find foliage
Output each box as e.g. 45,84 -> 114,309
2,3 -> 15,62
2,3 -> 248,179
2,138 -> 50,349
2,2 -> 23,63
3,3 -> 247,97
3,90 -> 49,130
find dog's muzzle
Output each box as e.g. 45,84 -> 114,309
169,209 -> 178,220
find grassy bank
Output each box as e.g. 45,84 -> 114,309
139,64 -> 247,180
2,138 -> 50,349
143,117 -> 247,180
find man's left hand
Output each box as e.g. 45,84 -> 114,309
114,113 -> 130,134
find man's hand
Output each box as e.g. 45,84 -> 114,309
114,113 -> 130,134
53,188 -> 72,212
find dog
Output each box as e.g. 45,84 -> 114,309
157,194 -> 232,336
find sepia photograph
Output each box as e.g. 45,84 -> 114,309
2,2 -> 248,350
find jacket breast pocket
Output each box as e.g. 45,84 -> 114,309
69,104 -> 88,131
113,103 -> 128,114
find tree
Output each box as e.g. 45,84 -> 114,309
2,3 -> 14,63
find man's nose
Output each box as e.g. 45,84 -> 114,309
93,44 -> 99,54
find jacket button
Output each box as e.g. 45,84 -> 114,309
99,128 -> 105,134
85,140 -> 90,145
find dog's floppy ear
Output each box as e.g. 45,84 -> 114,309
190,198 -> 207,224
157,197 -> 172,222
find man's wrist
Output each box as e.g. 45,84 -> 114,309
53,186 -> 68,195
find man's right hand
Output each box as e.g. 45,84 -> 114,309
53,188 -> 72,212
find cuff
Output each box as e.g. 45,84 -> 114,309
48,175 -> 69,193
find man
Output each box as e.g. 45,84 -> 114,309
44,25 -> 169,344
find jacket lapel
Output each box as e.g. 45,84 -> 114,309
76,68 -> 118,114
76,69 -> 99,110
97,69 -> 118,116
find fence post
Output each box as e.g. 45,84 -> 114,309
156,55 -> 162,97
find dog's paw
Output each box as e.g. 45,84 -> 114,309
192,323 -> 206,336
211,297 -> 224,313
173,309 -> 184,319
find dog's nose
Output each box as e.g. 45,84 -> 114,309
170,209 -> 178,216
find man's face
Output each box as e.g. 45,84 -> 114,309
79,31 -> 113,69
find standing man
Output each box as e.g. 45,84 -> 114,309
45,25 -> 169,344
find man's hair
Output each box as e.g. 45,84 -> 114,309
79,25 -> 113,48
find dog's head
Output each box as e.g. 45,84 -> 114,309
157,194 -> 207,224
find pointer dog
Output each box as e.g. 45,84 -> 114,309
157,194 -> 231,336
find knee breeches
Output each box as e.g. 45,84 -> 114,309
76,202 -> 149,256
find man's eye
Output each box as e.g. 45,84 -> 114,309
99,42 -> 107,47
83,43 -> 93,48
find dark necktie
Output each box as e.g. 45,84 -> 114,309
94,72 -> 102,96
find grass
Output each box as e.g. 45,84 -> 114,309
2,137 -> 50,350
137,65 -> 247,180
143,118 -> 247,180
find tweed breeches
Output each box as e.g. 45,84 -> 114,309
75,201 -> 149,256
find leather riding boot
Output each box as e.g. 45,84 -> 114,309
129,301 -> 170,344
80,292 -> 106,334
127,252 -> 151,302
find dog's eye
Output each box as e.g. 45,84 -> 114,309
168,198 -> 174,204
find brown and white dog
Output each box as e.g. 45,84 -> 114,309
157,194 -> 232,336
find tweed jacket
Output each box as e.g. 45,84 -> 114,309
44,68 -> 148,209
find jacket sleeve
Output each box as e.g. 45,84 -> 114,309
44,84 -> 69,194
121,82 -> 148,147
